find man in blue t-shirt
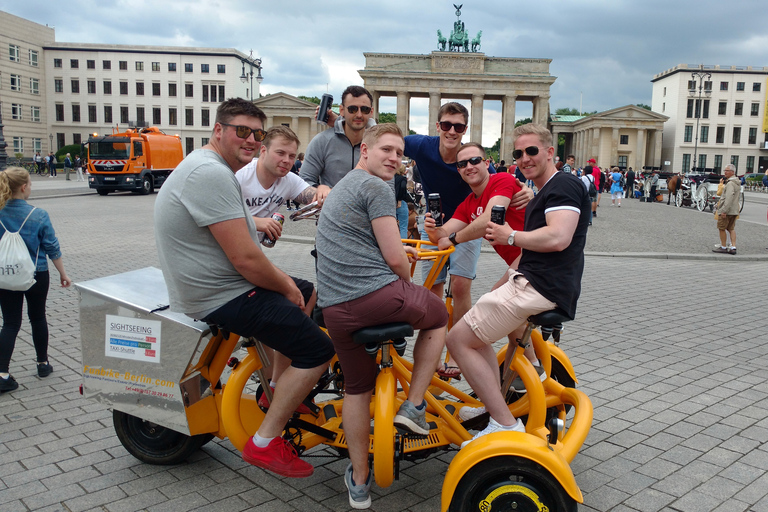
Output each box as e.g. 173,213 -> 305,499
448,123 -> 590,448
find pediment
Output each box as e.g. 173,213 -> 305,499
591,105 -> 668,122
253,92 -> 318,109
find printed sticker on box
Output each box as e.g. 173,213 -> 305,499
105,315 -> 161,363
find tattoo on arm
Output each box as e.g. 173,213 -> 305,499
296,187 -> 317,205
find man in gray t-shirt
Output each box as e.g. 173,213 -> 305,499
316,124 -> 448,506
154,99 -> 333,479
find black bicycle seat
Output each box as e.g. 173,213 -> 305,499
352,322 -> 414,345
529,309 -> 570,327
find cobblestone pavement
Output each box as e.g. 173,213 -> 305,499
2,190 -> 768,511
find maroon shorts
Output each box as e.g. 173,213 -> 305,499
323,279 -> 449,394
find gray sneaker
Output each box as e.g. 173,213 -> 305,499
511,365 -> 547,393
344,463 -> 372,509
394,399 -> 429,435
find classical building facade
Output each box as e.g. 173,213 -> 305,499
551,106 -> 668,171
252,93 -> 325,153
651,63 -> 768,174
359,52 -> 555,159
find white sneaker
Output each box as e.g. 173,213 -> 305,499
461,418 -> 525,448
458,405 -> 486,421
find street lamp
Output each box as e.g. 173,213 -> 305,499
239,50 -> 263,102
688,70 -> 711,174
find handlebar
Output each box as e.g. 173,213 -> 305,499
402,239 -> 454,290
289,201 -> 322,221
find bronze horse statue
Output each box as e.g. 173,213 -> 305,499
667,174 -> 682,205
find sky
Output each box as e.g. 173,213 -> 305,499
4,0 -> 767,146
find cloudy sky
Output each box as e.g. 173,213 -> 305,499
4,0 -> 766,146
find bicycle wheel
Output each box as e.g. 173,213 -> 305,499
739,192 -> 745,213
696,186 -> 708,211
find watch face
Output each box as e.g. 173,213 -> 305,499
507,233 -> 515,246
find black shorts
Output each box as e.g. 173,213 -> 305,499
202,278 -> 333,370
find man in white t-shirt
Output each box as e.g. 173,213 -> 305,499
236,125 -> 319,413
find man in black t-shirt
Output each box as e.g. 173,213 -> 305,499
446,123 -> 590,448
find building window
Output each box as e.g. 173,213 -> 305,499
136,107 -> 145,125
119,60 -> 127,70
71,59 -> 79,69
202,85 -> 209,102
683,125 -> 693,143
152,82 -> 160,96
202,137 -> 209,146
715,126 -> 725,143
662,102 -> 665,113
698,154 -> 706,169
700,126 -> 709,143
9,44 -> 20,62
732,127 -> 741,144
29,78 -> 39,95
10,74 -> 21,91
73,134 -> 82,145
86,59 -> 95,69
103,60 -> 111,70
87,80 -> 96,94
185,83 -> 193,97
751,103 -> 760,116
88,104 -> 97,123
71,79 -> 80,94
218,85 -> 225,101
72,104 -> 81,122
217,64 -> 225,74
120,106 -> 129,124
168,62 -> 176,72
53,58 -> 62,68
201,64 -> 209,73
136,82 -> 144,96
185,63 -> 193,73
120,81 -> 128,95
54,79 -> 63,93
30,106 -> 40,122
33,138 -> 41,153
753,82 -> 761,92
620,135 -> 628,145
718,102 -> 726,115
731,155 -> 739,169
736,82 -> 745,91
682,154 -> 690,173
686,99 -> 693,118
185,108 -> 194,126
734,102 -> 743,116
103,80 -> 112,95
702,100 -> 710,118
153,107 -> 161,125
104,105 -> 112,124
29,50 -> 38,67
11,104 -> 22,120
201,109 -> 210,127
13,137 -> 23,154
704,81 -> 712,92
55,104 -> 64,121
169,107 -> 177,126
135,61 -> 144,71
152,62 -> 160,71
56,133 -> 65,149
168,83 -> 177,97
720,81 -> 728,91
749,127 -> 757,145
186,137 -> 194,155
747,155 -> 755,173
714,155 -> 722,172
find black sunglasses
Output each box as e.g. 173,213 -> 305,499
345,105 -> 372,114
512,146 -> 545,160
456,156 -> 484,169
220,123 -> 267,142
438,121 -> 467,134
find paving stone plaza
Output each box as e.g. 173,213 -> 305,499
2,178 -> 768,511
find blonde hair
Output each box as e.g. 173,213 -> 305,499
0,167 -> 30,210
362,123 -> 403,147
512,123 -> 553,148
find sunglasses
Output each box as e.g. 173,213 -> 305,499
438,121 -> 467,133
345,105 -> 372,114
220,123 -> 267,142
456,156 -> 484,169
512,146 -> 546,160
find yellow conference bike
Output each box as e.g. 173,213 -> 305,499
76,205 -> 592,512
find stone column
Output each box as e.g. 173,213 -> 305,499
396,91 -> 409,135
266,115 -> 274,130
653,129 -> 663,170
501,95 -> 517,161
471,94 -> 484,143
290,116 -> 298,134
592,128 -> 601,164
611,127 -> 620,167
428,92 -> 440,137
636,128 -> 646,169
371,90 -> 380,121
533,96 -> 550,125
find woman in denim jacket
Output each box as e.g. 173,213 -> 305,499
0,167 -> 70,393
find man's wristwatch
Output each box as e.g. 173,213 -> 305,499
507,231 -> 517,246
448,232 -> 459,246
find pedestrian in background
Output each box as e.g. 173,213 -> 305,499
0,167 -> 71,393
64,153 -> 73,181
610,167 -> 623,207
48,153 -> 57,177
75,155 -> 85,182
712,164 -> 740,255
625,167 -> 635,198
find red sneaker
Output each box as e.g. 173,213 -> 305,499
258,389 -> 313,415
242,437 -> 314,478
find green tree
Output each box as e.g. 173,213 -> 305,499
555,107 -> 581,116
378,112 -> 397,124
298,95 -> 321,104
636,103 -> 651,110
515,117 -> 532,128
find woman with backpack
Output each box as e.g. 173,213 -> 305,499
0,167 -> 71,393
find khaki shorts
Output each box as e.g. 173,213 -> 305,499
463,271 -> 557,344
717,214 -> 737,231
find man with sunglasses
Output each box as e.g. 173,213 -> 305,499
300,86 -> 377,205
447,123 -> 590,447
155,99 -> 334,478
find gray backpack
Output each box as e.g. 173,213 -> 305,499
0,208 -> 38,291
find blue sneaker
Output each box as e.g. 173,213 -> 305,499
345,463 -> 372,509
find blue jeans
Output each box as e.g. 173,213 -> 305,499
396,202 -> 409,239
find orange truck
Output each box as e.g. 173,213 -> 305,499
86,127 -> 183,195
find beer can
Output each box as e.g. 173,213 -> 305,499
261,213 -> 285,248
317,94 -> 333,124
490,205 -> 506,225
427,193 -> 443,227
